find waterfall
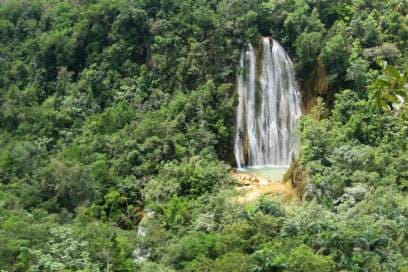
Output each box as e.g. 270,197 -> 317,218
234,37 -> 301,168
132,210 -> 154,263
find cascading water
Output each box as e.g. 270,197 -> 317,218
234,37 -> 301,169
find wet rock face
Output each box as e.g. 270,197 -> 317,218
301,56 -> 328,113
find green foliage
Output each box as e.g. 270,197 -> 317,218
301,84 -> 407,200
165,232 -> 219,269
209,252 -> 251,272
147,155 -> 231,200
287,245 -> 335,272
38,159 -> 94,212
369,63 -> 408,115
0,0 -> 407,271
30,226 -> 98,272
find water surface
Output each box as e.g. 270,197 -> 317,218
237,165 -> 288,181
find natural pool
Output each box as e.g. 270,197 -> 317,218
237,165 -> 288,181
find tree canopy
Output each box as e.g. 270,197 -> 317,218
0,0 -> 407,271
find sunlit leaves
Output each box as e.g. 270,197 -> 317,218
369,64 -> 407,114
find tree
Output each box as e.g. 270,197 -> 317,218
368,63 -> 407,114
30,226 -> 99,272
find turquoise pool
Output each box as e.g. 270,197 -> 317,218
237,165 -> 288,181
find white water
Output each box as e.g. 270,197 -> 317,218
132,210 -> 154,263
234,37 -> 301,168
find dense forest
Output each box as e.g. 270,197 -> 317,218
0,0 -> 407,271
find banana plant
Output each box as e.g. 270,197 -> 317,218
368,64 -> 407,115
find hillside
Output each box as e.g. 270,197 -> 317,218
0,0 -> 407,271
